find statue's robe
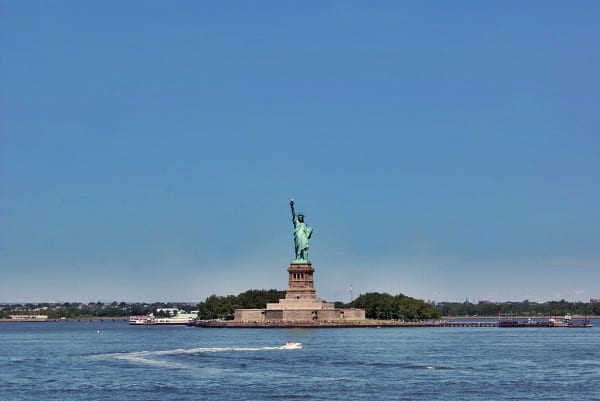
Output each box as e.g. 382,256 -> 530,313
293,218 -> 313,260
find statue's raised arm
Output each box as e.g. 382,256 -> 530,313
290,199 -> 296,224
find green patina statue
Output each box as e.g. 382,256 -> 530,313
290,199 -> 313,264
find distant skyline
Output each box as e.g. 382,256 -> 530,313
1,1 -> 599,303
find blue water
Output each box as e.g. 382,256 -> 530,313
1,321 -> 599,401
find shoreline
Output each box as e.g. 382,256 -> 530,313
0,317 -> 129,323
0,315 -> 594,324
443,315 -> 593,319
195,320 -> 443,328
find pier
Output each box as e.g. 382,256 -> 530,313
437,321 -> 498,328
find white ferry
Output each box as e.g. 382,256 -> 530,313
129,309 -> 198,325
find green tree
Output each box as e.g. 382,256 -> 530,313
346,292 -> 440,320
196,289 -> 286,320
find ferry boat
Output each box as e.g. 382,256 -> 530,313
129,309 -> 198,325
498,313 -> 592,328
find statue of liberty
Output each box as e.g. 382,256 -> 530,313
290,199 -> 313,263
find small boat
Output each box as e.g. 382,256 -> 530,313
129,309 -> 198,325
548,314 -> 593,328
547,315 -> 571,327
129,315 -> 156,325
281,341 -> 302,349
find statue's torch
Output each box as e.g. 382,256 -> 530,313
290,198 -> 296,221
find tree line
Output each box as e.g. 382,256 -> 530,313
437,300 -> 600,317
0,302 -> 196,320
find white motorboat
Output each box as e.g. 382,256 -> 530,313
281,341 -> 302,349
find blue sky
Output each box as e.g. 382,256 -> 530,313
1,1 -> 599,303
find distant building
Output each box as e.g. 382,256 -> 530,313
590,299 -> 600,304
156,308 -> 179,316
9,315 -> 48,321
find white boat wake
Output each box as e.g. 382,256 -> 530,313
88,343 -> 302,368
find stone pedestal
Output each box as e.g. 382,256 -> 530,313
285,263 -> 316,300
233,261 -> 366,323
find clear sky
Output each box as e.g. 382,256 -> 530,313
1,1 -> 599,304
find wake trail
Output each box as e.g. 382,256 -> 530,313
87,345 -> 299,368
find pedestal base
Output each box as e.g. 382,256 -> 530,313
232,261 -> 365,323
286,263 -> 316,300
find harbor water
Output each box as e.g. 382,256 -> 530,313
1,320 -> 599,401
